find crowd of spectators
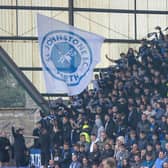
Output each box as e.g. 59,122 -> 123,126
0,26 -> 168,168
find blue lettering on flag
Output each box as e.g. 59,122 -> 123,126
41,30 -> 92,86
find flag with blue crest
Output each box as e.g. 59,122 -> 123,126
37,14 -> 104,96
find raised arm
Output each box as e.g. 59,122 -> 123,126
105,54 -> 115,63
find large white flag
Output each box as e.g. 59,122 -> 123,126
37,14 -> 104,96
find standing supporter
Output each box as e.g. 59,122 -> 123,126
153,102 -> 165,123
72,144 -> 80,159
158,115 -> 167,140
155,142 -> 163,156
102,157 -> 116,168
104,114 -> 116,139
32,121 -> 41,148
163,161 -> 168,168
99,143 -> 114,162
141,153 -> 154,168
82,157 -> 91,168
97,131 -> 110,151
125,130 -> 137,150
114,136 -> 125,157
137,114 -> 150,134
58,142 -> 71,168
129,143 -> 140,165
48,159 -> 55,168
39,127 -> 50,167
77,134 -> 90,153
138,39 -> 150,63
69,153 -> 82,168
88,143 -> 100,165
127,105 -> 139,129
91,116 -> 104,139
115,144 -> 129,168
120,159 -> 130,168
50,120 -> 62,149
152,151 -> 167,168
78,144 -> 87,162
0,131 -> 10,167
89,133 -> 98,153
138,131 -> 148,150
80,124 -> 91,144
146,143 -> 156,160
130,154 -> 141,168
62,116 -> 72,145
12,126 -> 27,167
115,113 -> 127,137
164,142 -> 168,157
92,74 -> 101,92
69,117 -> 80,145
140,148 -> 146,162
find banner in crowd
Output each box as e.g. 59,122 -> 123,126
37,14 -> 104,95
30,148 -> 41,168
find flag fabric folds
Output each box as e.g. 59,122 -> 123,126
37,14 -> 104,96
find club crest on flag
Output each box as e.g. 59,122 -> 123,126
37,14 -> 104,95
41,30 -> 92,86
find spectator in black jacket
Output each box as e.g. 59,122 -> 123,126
50,120 -> 62,149
12,126 -> 27,167
137,114 -> 150,134
59,142 -> 72,168
138,131 -> 148,150
39,127 -> 50,167
89,143 -> 100,165
82,157 -> 91,168
104,114 -> 116,139
62,116 -> 71,145
102,157 -> 116,168
32,121 -> 41,148
0,131 -> 10,167
127,105 -> 139,129
100,143 -> 114,162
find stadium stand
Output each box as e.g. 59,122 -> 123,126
0,28 -> 168,168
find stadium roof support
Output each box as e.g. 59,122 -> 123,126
0,46 -> 50,114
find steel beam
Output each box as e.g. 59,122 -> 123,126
0,46 -> 50,114
0,36 -> 141,43
68,0 -> 74,25
0,5 -> 168,15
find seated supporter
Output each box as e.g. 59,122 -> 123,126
59,142 -> 71,168
88,143 -> 100,165
138,131 -> 148,150
115,144 -> 129,168
140,153 -> 154,168
97,131 -> 110,151
125,130 -> 137,150
137,114 -> 150,134
146,143 -> 156,160
130,154 -> 142,168
129,143 -> 140,165
78,144 -> 87,162
77,134 -> 90,153
99,143 -> 114,162
82,157 -> 91,168
162,161 -> 168,168
153,150 -> 167,168
69,153 -> 82,168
